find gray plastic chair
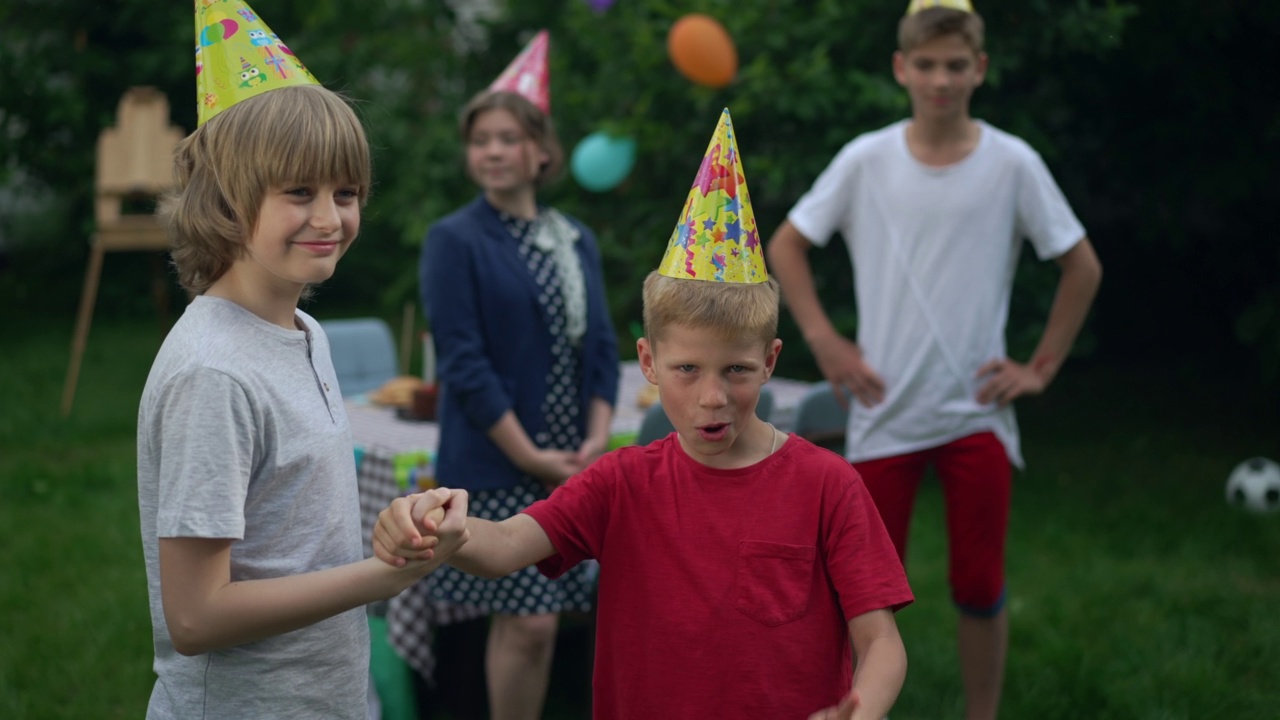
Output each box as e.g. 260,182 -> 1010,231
791,381 -> 850,456
636,402 -> 675,446
318,318 -> 399,397
757,385 -> 775,423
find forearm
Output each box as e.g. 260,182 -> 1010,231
585,396 -> 613,444
165,557 -> 427,656
850,634 -> 908,719
487,410 -> 538,471
1029,240 -> 1103,384
449,514 -> 553,579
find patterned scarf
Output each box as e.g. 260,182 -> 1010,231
529,209 -> 587,344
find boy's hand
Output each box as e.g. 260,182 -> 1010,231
807,688 -> 860,720
810,333 -> 885,408
420,488 -> 470,566
373,488 -> 466,567
976,357 -> 1047,407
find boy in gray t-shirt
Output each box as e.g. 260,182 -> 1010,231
137,4 -> 467,718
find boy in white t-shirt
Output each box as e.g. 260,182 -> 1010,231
765,1 -> 1102,718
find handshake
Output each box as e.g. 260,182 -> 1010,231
373,487 -> 472,569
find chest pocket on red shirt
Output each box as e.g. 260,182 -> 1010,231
734,541 -> 816,627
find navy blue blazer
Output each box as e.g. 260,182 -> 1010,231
420,196 -> 620,491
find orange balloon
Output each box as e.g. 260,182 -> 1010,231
667,14 -> 738,89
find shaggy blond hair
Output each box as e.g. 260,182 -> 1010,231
459,90 -> 564,185
158,85 -> 372,295
642,271 -> 780,348
898,7 -> 985,54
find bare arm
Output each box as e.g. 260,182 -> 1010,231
766,220 -> 885,407
488,410 -> 579,486
449,514 -> 557,578
1028,237 -> 1103,384
848,608 -> 908,718
373,490 -> 557,579
806,608 -> 906,720
159,539 -> 442,656
766,220 -> 840,344
976,237 -> 1103,405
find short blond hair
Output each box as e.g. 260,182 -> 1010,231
459,90 -> 564,185
898,7 -> 985,54
158,85 -> 372,295
642,271 -> 780,348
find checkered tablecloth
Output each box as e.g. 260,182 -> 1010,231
348,408 -> 482,680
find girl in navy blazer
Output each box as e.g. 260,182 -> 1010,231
416,89 -> 619,719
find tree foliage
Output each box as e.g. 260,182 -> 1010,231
2,0 -> 1277,384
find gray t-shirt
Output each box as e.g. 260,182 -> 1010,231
137,296 -> 368,719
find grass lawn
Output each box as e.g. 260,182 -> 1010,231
2,315 -> 1278,719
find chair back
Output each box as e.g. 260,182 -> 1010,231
757,385 -> 776,423
95,87 -> 183,233
636,402 -> 675,446
792,381 -> 851,456
320,318 -> 399,396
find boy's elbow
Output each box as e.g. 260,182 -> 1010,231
163,601 -> 225,656
764,222 -> 807,268
166,617 -> 212,656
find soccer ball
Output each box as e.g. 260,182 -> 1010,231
1225,457 -> 1280,513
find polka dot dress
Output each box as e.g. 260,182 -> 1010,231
430,210 -> 595,616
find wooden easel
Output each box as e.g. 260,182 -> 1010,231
60,87 -> 184,416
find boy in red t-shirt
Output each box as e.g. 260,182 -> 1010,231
377,110 -> 913,720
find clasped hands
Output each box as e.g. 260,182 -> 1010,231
373,487 -> 471,568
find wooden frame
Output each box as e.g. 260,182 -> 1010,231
61,87 -> 184,416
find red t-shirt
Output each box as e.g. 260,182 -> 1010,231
523,434 -> 913,719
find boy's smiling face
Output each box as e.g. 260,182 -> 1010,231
893,33 -> 988,122
235,181 -> 361,292
637,323 -> 782,469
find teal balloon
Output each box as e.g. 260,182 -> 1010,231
571,131 -> 637,192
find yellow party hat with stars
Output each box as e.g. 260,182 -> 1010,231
195,0 -> 320,126
906,0 -> 974,14
489,30 -> 551,114
658,109 -> 766,284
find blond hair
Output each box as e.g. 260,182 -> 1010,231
158,85 -> 372,295
642,271 -> 780,348
898,7 -> 985,54
459,90 -> 564,185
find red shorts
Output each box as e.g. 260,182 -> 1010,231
853,431 -> 1010,616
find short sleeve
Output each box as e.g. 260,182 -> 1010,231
822,470 -> 914,620
523,457 -> 617,578
1015,148 -> 1086,261
153,367 -> 257,540
787,142 -> 860,249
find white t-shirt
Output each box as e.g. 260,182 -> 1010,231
788,120 -> 1085,467
137,296 -> 369,719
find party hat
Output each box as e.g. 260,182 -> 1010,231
488,30 -> 551,114
906,0 -> 974,14
195,0 -> 319,126
658,109 -> 766,284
